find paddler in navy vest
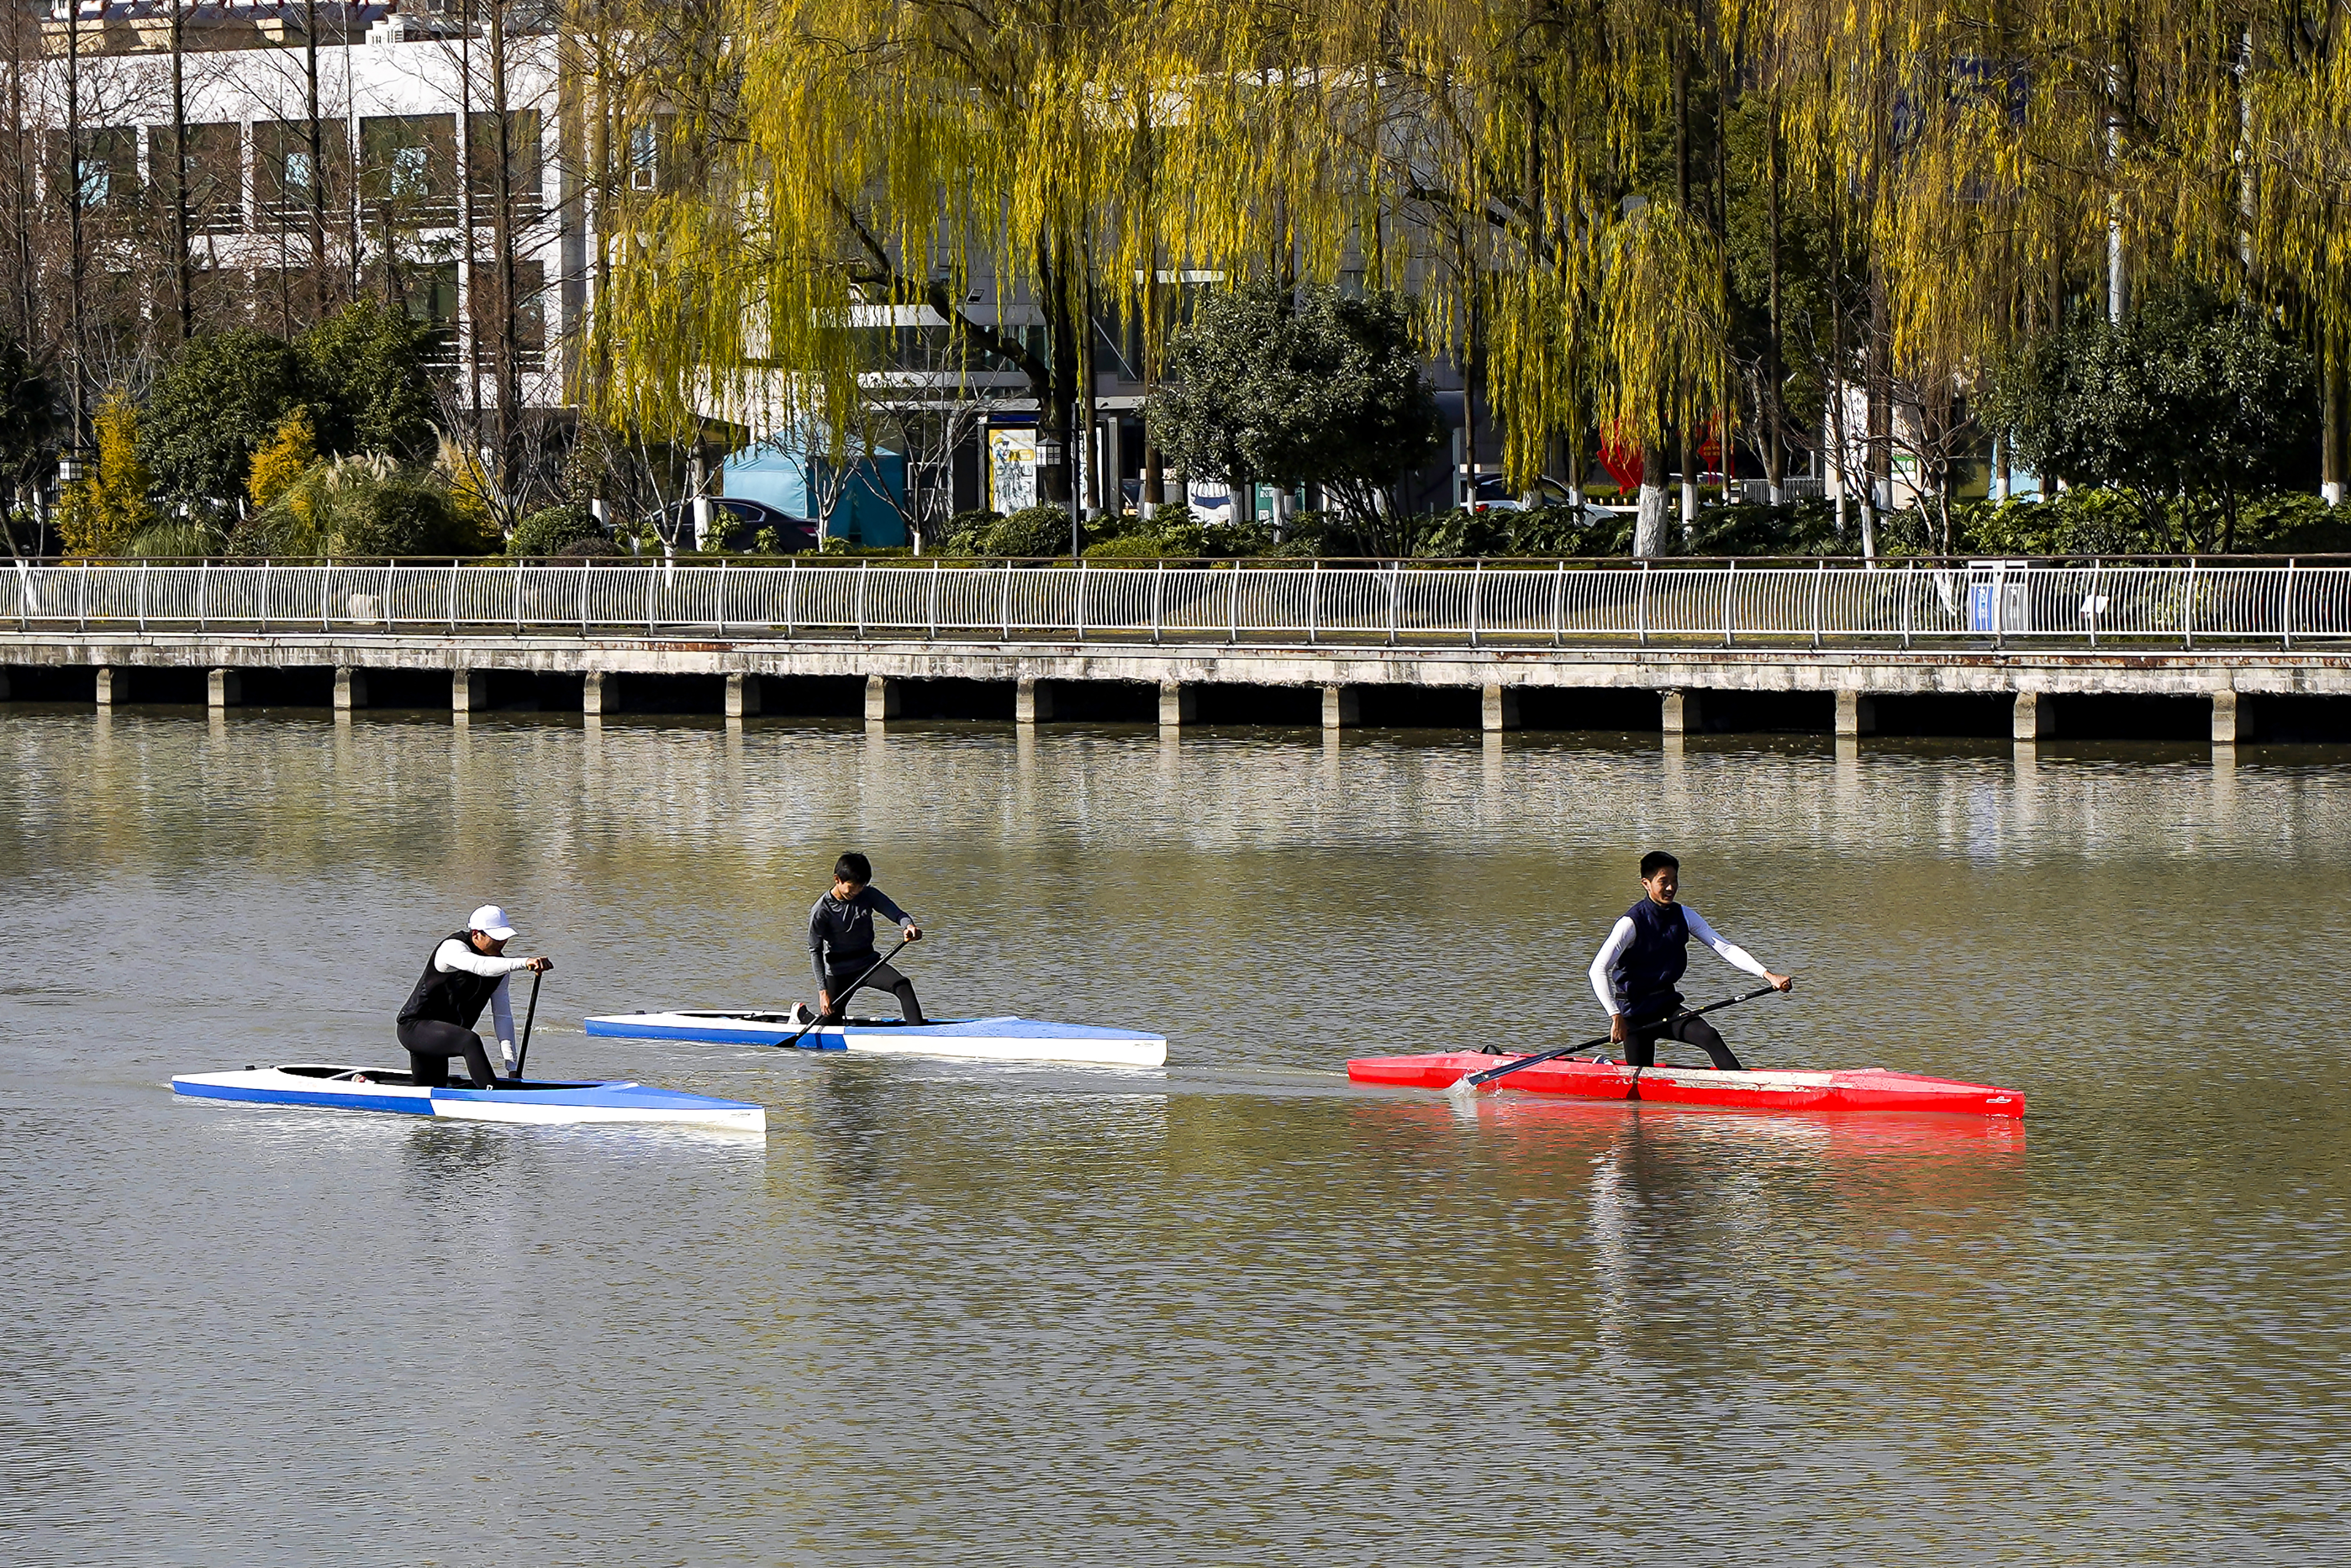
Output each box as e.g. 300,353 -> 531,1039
394,905 -> 554,1088
805,852 -> 925,1024
1589,852 -> 1791,1070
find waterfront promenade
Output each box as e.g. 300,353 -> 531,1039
6,559 -> 2350,742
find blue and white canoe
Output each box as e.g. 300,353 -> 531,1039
584,1011 -> 1168,1068
171,1064 -> 766,1133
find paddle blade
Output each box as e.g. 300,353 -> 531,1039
1445,1068 -> 1489,1102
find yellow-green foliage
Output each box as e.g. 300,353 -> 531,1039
587,0 -> 2351,490
247,407 -> 318,511
435,432 -> 497,535
58,388 -> 156,557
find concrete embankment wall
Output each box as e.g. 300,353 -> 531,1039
8,633 -> 2351,743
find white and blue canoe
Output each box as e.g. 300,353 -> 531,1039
171,1064 -> 766,1133
584,1011 -> 1168,1068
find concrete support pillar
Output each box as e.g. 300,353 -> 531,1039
1322,684 -> 1359,729
1661,688 -> 1701,735
453,670 -> 488,714
725,672 -> 761,718
2013,689 -> 2054,741
1482,682 -> 1521,732
864,674 -> 899,722
1158,680 -> 1195,728
207,668 -> 242,709
2212,689 -> 2253,745
1834,689 -> 1876,737
333,666 -> 367,711
95,668 -> 116,707
1015,676 -> 1054,724
583,671 -> 614,716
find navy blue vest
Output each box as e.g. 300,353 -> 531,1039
398,931 -> 505,1028
1609,899 -> 1689,1020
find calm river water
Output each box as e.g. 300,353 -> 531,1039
2,704 -> 2346,1564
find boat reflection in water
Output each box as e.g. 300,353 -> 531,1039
1361,1093 -> 2026,1369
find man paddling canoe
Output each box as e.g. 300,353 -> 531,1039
804,853 -> 925,1024
395,905 -> 553,1088
1590,852 -> 1790,1071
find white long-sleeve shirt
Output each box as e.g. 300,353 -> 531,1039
433,938 -> 533,1054
1588,904 -> 1771,1019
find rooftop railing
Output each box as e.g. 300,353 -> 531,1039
8,558 -> 2350,651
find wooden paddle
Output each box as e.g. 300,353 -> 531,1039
775,937 -> 912,1050
511,969 -> 544,1081
1448,983 -> 1783,1098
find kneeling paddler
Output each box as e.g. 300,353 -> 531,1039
1589,852 -> 1790,1071
395,904 -> 553,1088
805,853 -> 924,1024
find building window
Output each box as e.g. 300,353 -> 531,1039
148,123 -> 244,234
467,109 -> 543,218
360,115 -> 458,226
53,128 -> 137,210
471,258 -> 548,373
398,262 -> 461,366
627,122 -> 660,191
256,120 -> 352,227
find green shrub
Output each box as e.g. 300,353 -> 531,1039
983,504 -> 1078,557
508,503 -> 601,558
126,519 -> 226,558
1685,500 -> 1844,558
336,473 -> 468,557
140,330 -> 304,511
238,453 -> 478,558
296,299 -> 436,460
944,508 -> 1001,554
1083,532 -> 1181,559
2235,491 -> 2351,554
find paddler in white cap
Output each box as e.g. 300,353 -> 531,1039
394,905 -> 554,1088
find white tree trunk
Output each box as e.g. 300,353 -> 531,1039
1635,484 -> 1669,557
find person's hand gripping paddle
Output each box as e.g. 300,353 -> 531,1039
1445,984 -> 1785,1103
777,937 -> 913,1050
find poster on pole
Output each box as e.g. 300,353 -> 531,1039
988,428 -> 1038,513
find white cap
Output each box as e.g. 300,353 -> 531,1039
469,904 -> 517,940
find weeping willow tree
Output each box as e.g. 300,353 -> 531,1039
587,0 -> 2351,555
589,0 -> 1197,511
1170,0 -> 1737,552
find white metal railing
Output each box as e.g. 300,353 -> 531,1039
8,558 -> 2350,649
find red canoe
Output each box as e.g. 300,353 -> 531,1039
1346,1052 -> 2026,1118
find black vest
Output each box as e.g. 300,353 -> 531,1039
1610,899 -> 1689,1021
398,930 -> 505,1028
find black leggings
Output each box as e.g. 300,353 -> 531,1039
824,961 -> 925,1025
397,1018 -> 502,1088
1626,1013 -> 1744,1072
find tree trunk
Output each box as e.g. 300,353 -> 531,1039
1764,92 -> 1783,504
1036,232 -> 1077,510
1635,444 -> 1668,557
1140,260 -> 1163,507
304,0 -> 330,315
458,6 -> 484,460
6,4 -> 32,348
1866,267 -> 1890,557
2324,331 -> 2345,507
170,1 -> 193,339
1678,428 -> 1695,545
489,0 -> 523,504
64,4 -> 85,450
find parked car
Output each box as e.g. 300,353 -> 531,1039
648,497 -> 823,553
1469,474 -> 1578,512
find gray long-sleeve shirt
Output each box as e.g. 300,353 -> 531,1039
809,887 -> 913,989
